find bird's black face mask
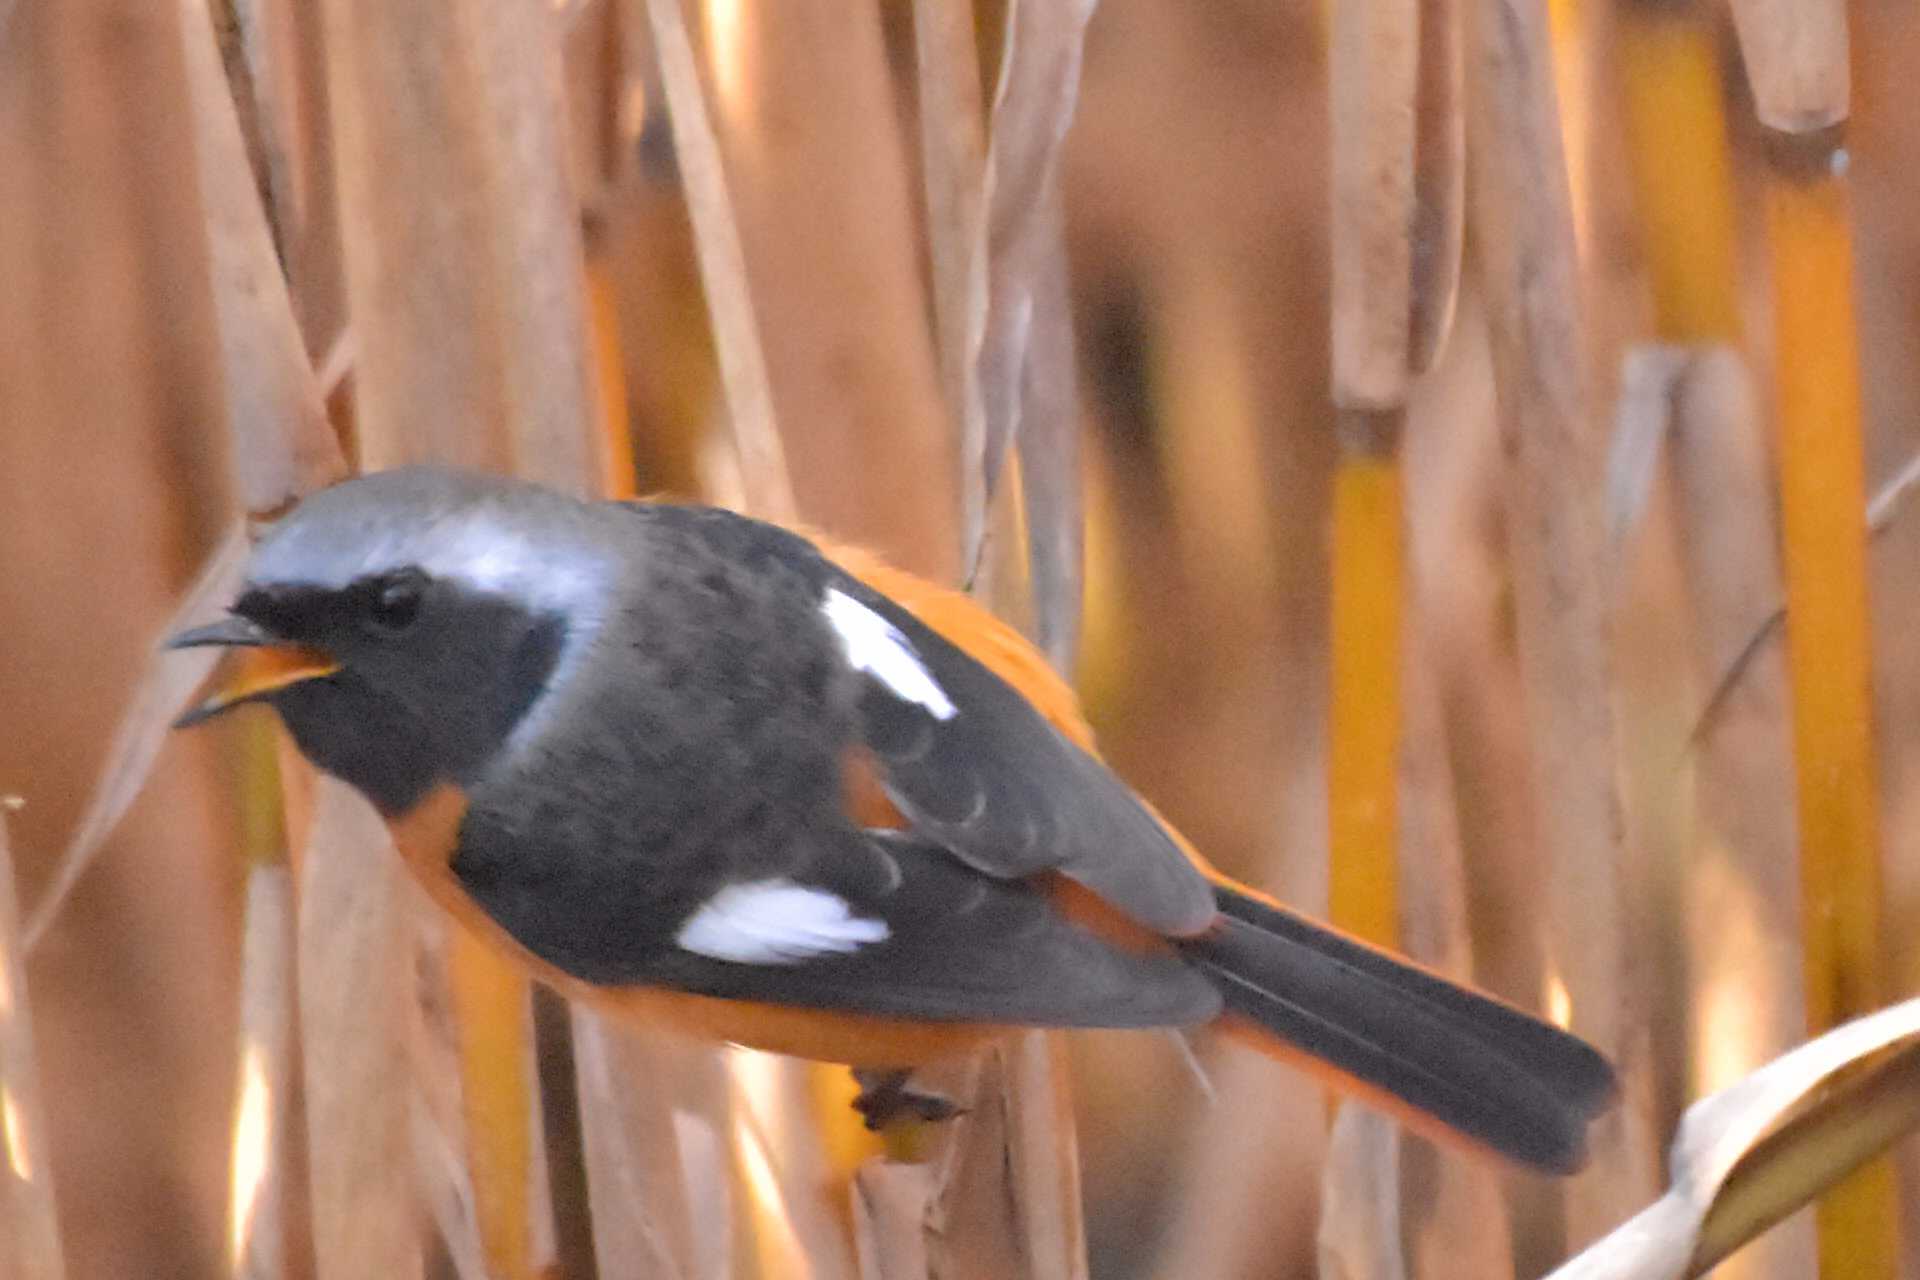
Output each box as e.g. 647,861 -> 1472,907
171,570 -> 568,815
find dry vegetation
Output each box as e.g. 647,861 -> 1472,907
5,0 -> 1920,1277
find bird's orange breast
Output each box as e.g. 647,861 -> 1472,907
385,782 -> 1004,1064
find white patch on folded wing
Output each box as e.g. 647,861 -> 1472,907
822,587 -> 958,720
675,877 -> 892,964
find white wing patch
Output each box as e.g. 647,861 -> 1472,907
675,878 -> 891,964
821,588 -> 958,720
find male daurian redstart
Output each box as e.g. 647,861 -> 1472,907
170,466 -> 1615,1172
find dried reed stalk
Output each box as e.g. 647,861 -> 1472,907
0,816 -> 65,1280
1724,0 -> 1848,134
227,709 -> 314,1280
1666,349 -> 1814,1280
296,784 -> 423,1280
1395,616 -> 1513,1278
903,1 -> 1093,1271
182,0 -> 343,514
1760,132 -> 1896,1280
1615,1 -> 1738,347
318,0 -> 633,1269
570,1014 -> 728,1280
693,0 -> 957,566
1465,0 -> 1660,1243
1326,441 -> 1404,953
1324,5 -> 1479,1270
1722,3 -> 1896,1268
1011,219 -> 1084,668
914,0 -> 990,480
965,0 -> 1097,573
641,0 -> 792,522
177,5 -> 361,1277
1612,10 -> 1814,1275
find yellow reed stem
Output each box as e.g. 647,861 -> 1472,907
235,706 -> 290,870
586,259 -> 637,499
1616,4 -> 1739,343
448,928 -> 537,1280
1766,137 -> 1899,1278
1327,434 -> 1405,951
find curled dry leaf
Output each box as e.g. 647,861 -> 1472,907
20,522 -> 250,953
0,817 -> 66,1280
1547,996 -> 1920,1280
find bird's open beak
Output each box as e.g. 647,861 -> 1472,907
168,616 -> 340,728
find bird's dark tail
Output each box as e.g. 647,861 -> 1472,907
1180,882 -> 1617,1173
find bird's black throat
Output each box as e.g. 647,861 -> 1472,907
271,604 -> 569,816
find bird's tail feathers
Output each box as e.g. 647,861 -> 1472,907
1181,881 -> 1616,1173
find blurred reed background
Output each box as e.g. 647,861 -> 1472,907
4,0 -> 1920,1277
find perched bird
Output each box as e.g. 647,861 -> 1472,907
171,466 -> 1614,1171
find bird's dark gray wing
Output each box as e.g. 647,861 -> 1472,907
818,570 -> 1218,937
651,829 -> 1221,1028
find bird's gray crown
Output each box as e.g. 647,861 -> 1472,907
248,466 -> 612,614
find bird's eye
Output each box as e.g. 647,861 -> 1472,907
362,570 -> 426,634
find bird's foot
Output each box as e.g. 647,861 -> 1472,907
850,1067 -> 965,1130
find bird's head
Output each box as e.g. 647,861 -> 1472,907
171,466 -> 610,813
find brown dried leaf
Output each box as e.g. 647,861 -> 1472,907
21,522 -> 249,952
0,816 -> 66,1280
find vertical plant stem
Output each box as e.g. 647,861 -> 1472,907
229,709 -> 315,1280
1615,0 -> 1738,346
297,784 -> 422,1280
0,816 -> 65,1280
1766,125 -> 1897,1279
1667,350 -> 1815,1280
641,0 -> 793,524
445,931 -> 537,1280
319,2 -> 620,1273
1616,9 -> 1820,1276
1466,0 -> 1659,1242
1327,429 -> 1406,953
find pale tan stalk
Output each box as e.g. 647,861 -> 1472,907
1464,0 -> 1661,1243
0,817 -> 65,1280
